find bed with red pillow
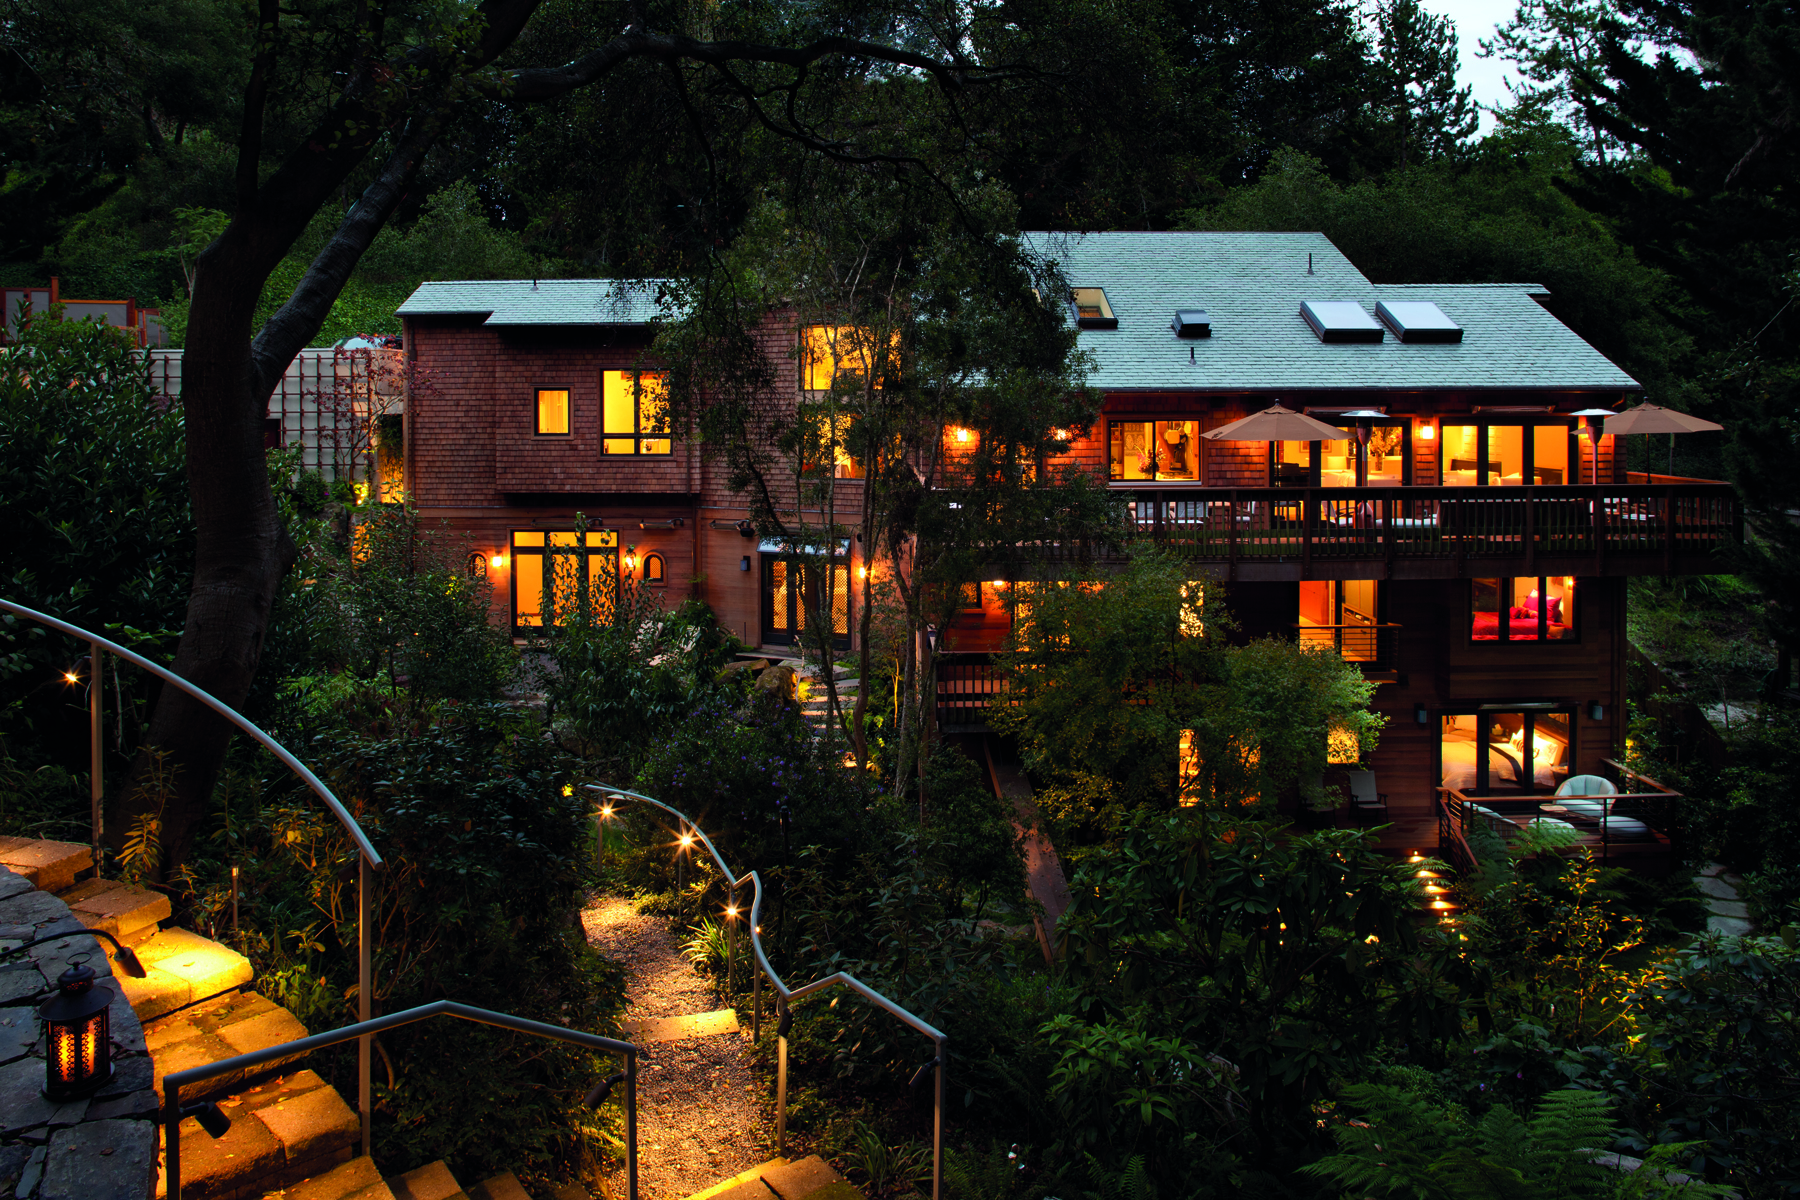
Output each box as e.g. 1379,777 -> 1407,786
1472,594 -> 1567,640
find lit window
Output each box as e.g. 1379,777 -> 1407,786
511,529 -> 619,633
1110,420 -> 1198,481
536,389 -> 570,435
801,326 -> 895,391
1069,288 -> 1118,329
1180,582 -> 1205,638
643,552 -> 665,584
1471,577 -> 1576,642
801,412 -> 864,479
1178,730 -> 1200,805
602,372 -> 671,455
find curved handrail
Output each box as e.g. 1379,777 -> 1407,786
588,782 -> 947,1200
162,1000 -> 642,1200
0,598 -> 382,866
0,597 -> 384,1156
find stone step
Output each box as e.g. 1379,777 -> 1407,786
57,876 -> 171,946
465,1172 -> 530,1200
0,837 -> 92,894
385,1161 -> 465,1200
682,1156 -> 859,1200
262,1155 -> 393,1200
146,990 -> 311,1099
157,1069 -> 359,1200
119,927 -> 254,1021
620,1008 -> 739,1044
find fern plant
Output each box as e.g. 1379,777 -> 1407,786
1303,1084 -> 1619,1200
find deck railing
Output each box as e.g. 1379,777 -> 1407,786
1295,622 -> 1400,667
936,656 -> 1008,730
1435,758 -> 1679,870
1104,484 -> 1737,571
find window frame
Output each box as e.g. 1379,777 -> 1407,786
601,370 -> 672,456
642,552 -> 666,585
1437,706 -> 1575,795
1275,411 -> 1413,487
1438,416 -> 1579,486
509,529 -> 620,636
534,386 -> 573,437
1107,417 -> 1203,482
1469,576 -> 1579,644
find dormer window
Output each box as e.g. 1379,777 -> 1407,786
1069,288 -> 1118,329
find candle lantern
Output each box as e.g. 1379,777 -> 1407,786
41,953 -> 114,1100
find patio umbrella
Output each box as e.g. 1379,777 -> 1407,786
1605,403 -> 1723,476
1202,404 -> 1349,486
1201,404 -> 1349,443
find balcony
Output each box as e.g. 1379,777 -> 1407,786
1103,483 -> 1738,580
1296,622 -> 1401,671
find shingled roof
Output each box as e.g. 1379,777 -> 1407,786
397,279 -> 675,326
1025,230 -> 1640,394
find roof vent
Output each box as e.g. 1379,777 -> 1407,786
1069,287 -> 1118,330
1171,308 -> 1211,339
1376,300 -> 1462,343
1300,301 -> 1384,344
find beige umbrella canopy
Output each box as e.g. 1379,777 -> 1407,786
1604,403 -> 1723,436
1201,404 -> 1349,442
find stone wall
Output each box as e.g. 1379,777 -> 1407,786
0,866 -> 156,1200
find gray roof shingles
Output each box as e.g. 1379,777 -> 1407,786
397,279 -> 674,326
1024,231 -> 1640,394
396,234 -> 1638,395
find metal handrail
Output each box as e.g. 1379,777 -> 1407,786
0,599 -> 383,1153
162,1001 -> 641,1200
588,783 -> 949,1200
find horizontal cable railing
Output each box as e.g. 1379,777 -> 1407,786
1295,622 -> 1401,666
586,784 -> 949,1200
162,1001 -> 641,1200
1436,761 -> 1680,868
1109,484 -> 1738,567
0,599 -> 385,1154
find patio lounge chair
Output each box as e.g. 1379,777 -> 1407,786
1347,769 -> 1388,825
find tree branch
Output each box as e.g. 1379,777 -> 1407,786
237,0 -> 278,208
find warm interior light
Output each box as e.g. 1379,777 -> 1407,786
990,580 -> 1006,589
951,426 -> 972,444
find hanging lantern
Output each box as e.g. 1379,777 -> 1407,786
41,953 -> 115,1101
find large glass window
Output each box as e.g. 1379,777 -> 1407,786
1440,710 -> 1572,793
1298,580 -> 1381,660
602,371 -> 671,455
1439,420 -> 1577,485
511,530 -> 618,633
801,325 -> 895,391
1273,417 -> 1408,486
1470,576 -> 1577,642
1110,420 -> 1199,481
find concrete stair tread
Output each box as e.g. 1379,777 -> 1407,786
58,876 -> 171,944
146,990 -> 311,1096
465,1173 -> 530,1200
264,1155 -> 394,1200
619,1008 -> 739,1044
120,927 -> 253,1021
385,1162 -> 462,1200
0,837 -> 92,893
157,1069 -> 359,1200
681,1157 -> 858,1200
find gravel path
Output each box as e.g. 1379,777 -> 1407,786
583,895 -> 771,1200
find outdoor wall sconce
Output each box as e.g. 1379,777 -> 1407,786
1415,703 -> 1429,725
740,556 -> 751,572
1419,422 -> 1436,441
0,930 -> 147,1100
490,553 -> 508,570
1589,702 -> 1605,721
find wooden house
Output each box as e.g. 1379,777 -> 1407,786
399,232 -> 1736,871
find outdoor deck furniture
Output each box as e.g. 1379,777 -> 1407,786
1347,770 -> 1388,825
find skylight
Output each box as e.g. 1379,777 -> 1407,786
1171,309 -> 1211,339
1069,288 -> 1118,329
1376,300 -> 1463,343
1300,301 -> 1384,343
